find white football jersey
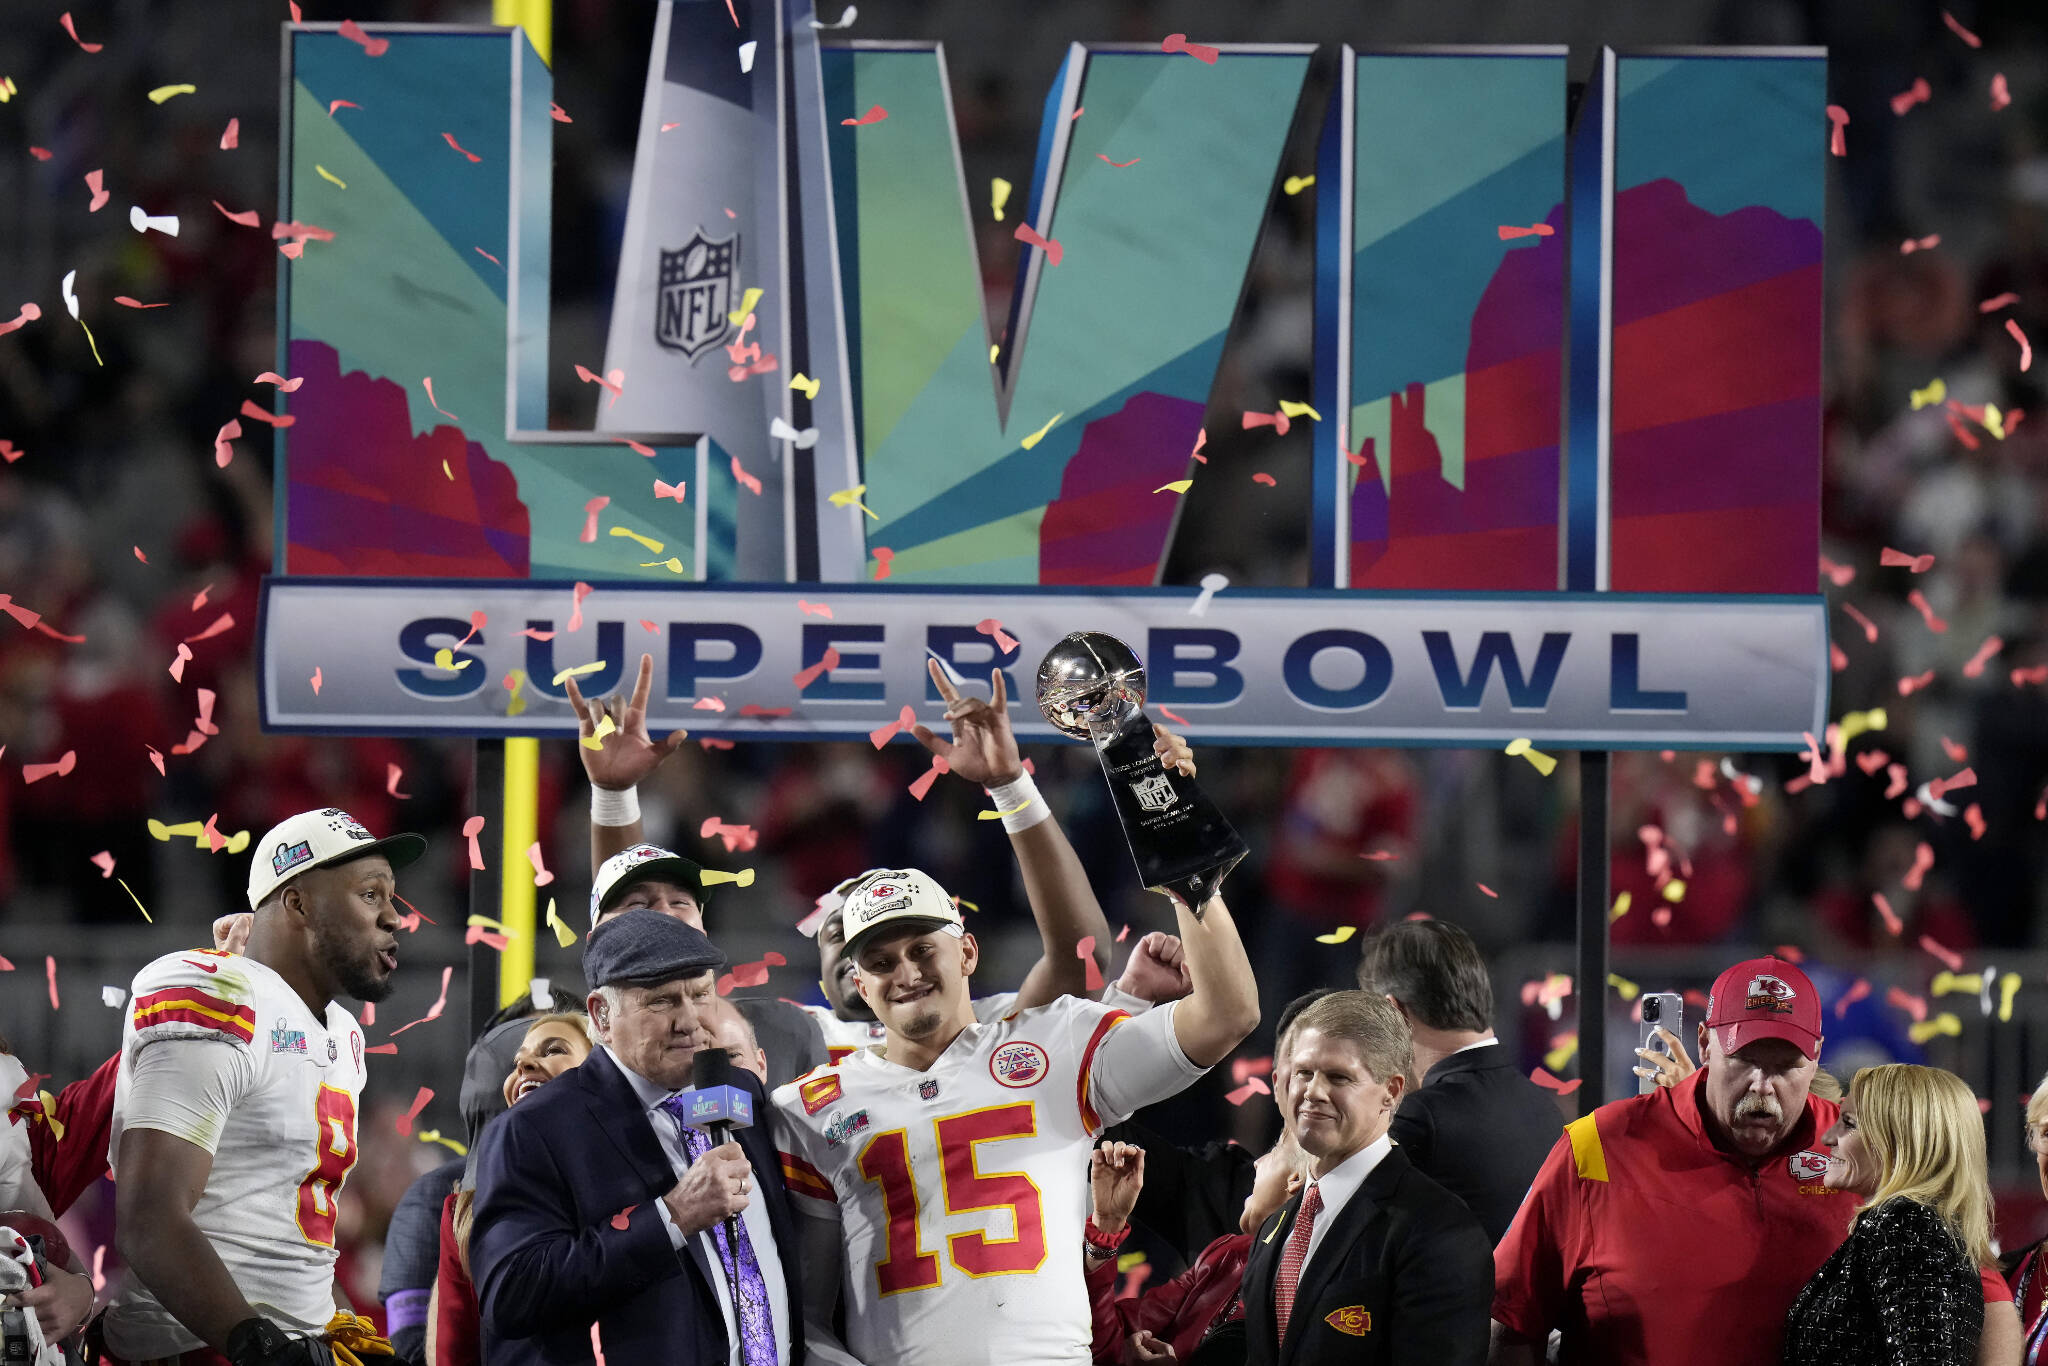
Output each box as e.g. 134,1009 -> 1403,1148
802,993 -> 1017,1066
774,995 -> 1204,1366
103,948 -> 367,1358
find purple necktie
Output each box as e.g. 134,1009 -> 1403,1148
661,1097 -> 777,1366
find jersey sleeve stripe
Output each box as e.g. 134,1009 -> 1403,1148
132,989 -> 257,1041
1076,1008 -> 1132,1135
1565,1113 -> 1608,1182
780,1151 -> 836,1202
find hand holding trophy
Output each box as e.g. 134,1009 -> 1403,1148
1036,631 -> 1249,915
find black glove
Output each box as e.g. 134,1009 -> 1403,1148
225,1317 -> 336,1366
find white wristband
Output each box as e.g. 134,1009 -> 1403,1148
590,784 -> 641,827
985,771 -> 1051,834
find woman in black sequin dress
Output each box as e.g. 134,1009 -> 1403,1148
1783,1064 -> 1993,1366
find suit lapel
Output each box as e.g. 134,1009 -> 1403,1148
1243,1193 -> 1297,1362
1284,1145 -> 1409,1357
573,1048 -> 716,1290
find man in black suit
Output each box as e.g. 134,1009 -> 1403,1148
1243,991 -> 1492,1366
470,910 -> 804,1366
1357,921 -> 1563,1244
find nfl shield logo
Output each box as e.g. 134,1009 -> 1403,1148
656,230 -> 739,361
1131,773 -> 1178,814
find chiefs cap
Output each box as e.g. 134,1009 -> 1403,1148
1705,956 -> 1822,1060
840,868 -> 965,958
247,808 -> 427,910
590,843 -> 713,930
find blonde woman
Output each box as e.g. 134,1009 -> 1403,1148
2007,1078 -> 2048,1363
1783,1065 -> 1993,1366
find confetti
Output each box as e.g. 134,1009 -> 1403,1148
1897,669 -> 1936,697
214,201 -> 262,228
794,648 -> 842,691
908,754 -> 950,801
727,287 -> 764,327
839,105 -> 888,127
129,207 -> 179,236
1014,224 -> 1063,266
1251,472 -> 1277,487
1881,547 -> 1934,573
731,455 -> 763,496
871,546 -> 894,580
1931,969 -> 1984,998
2009,319 -> 2033,372
184,612 -> 235,644
1841,602 -> 1879,643
217,116 -> 241,150
1075,936 -> 1104,992
462,816 -> 486,871
1477,883 -> 1498,899
1908,1013 -> 1962,1045
90,851 -> 114,878
577,495 -> 612,544
1530,1067 -> 1581,1095
1900,234 -> 1941,254
1609,891 -> 1632,922
1890,77 -> 1931,116
1825,104 -> 1849,157
1920,935 -> 1965,973
1315,926 -> 1357,945
390,967 -> 455,1039
422,377 -> 457,421
1154,480 -> 1194,495
869,704 -> 916,749
0,302 -> 40,337
739,704 -> 791,719
328,99 -> 361,118
338,18 -> 390,56
2000,972 -> 2021,1023
546,899 -> 576,948
0,595 -> 41,629
789,372 -> 821,401
59,12 -> 103,53
772,417 -> 821,449
991,178 -> 1012,221
700,818 -> 759,853
1991,72 -> 2011,111
239,399 -> 293,428
0,440 -> 20,463
441,132 -> 481,162
567,581 -> 594,632
1224,1078 -> 1271,1106
738,42 -> 757,73
812,5 -> 858,29
1097,153 -> 1141,168
1242,409 -> 1291,436
148,84 -> 197,104
1960,635 -> 2003,679
1189,572 -> 1229,617
1160,32 -> 1220,64
653,479 -> 687,502
1283,174 -> 1315,195
1497,223 -> 1556,240
83,170 -> 108,213
1907,589 -> 1947,634
1941,10 -> 1982,46
975,618 -> 1019,654
527,842 -> 554,887
22,751 -> 76,784
699,867 -> 756,889
1903,841 -> 1935,892
168,643 -> 193,681
1504,738 -> 1558,776
1981,293 -> 2020,314
1836,978 -> 1872,1019
46,958 -> 59,1010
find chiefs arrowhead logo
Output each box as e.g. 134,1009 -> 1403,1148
1324,1306 -> 1372,1336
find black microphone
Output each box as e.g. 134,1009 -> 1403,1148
684,1048 -> 755,1243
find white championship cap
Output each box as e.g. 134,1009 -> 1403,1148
247,807 -> 427,910
839,868 -> 965,957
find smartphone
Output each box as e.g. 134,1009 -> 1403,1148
1639,992 -> 1685,1095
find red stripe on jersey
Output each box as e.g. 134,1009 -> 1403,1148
1076,1009 -> 1132,1134
780,1151 -> 836,1202
132,1003 -> 256,1043
134,984 -> 256,1024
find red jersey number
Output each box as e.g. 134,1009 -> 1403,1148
855,1101 -> 1046,1295
295,1084 -> 358,1247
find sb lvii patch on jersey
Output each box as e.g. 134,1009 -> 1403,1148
270,1019 -> 307,1054
822,1109 -> 872,1148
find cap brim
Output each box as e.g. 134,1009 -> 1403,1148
844,914 -> 962,958
320,832 -> 428,875
1713,1019 -> 1820,1060
599,857 -> 709,912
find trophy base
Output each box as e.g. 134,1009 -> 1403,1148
1093,711 -> 1250,915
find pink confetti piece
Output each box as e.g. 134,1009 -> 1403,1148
567,582 -> 594,632
731,454 -> 763,495
1155,704 -> 1190,727
1529,1067 -> 1581,1095
0,441 -> 21,465
59,12 -> 103,52
1251,472 -> 1278,487
220,118 -> 239,151
1115,923 -> 1131,943
83,169 -> 108,213
1013,223 -> 1064,266
1496,223 -> 1556,240
183,612 -> 235,644
551,102 -> 572,123
214,201 -> 262,228
338,18 -> 390,56
90,850 -> 115,878
1941,736 -> 1969,764
145,745 -> 165,776
1855,749 -> 1890,775
1890,77 -> 1931,116
1907,589 -> 1948,633
1076,936 -> 1104,992
365,1043 -> 397,1055
1881,547 -> 1934,573
462,815 -> 486,871
793,647 -> 842,691
238,398 -> 294,428
113,296 -> 167,309
394,1086 -> 434,1135
1897,669 -> 1936,697
871,546 -> 895,580
1476,883 -> 1498,899
308,666 -> 322,695
869,704 -> 916,749
798,599 -> 833,618
386,763 -> 409,799
2008,319 -> 2032,371
28,148 -> 52,162
975,618 -> 1019,654
527,842 -> 554,887
1224,1079 -> 1270,1106
653,479 -> 687,501
1919,935 -> 1964,973
1981,293 -> 2021,313
0,595 -> 41,630
1836,977 -> 1873,1018
202,813 -> 227,853
1242,408 -> 1292,437
574,363 -> 625,403
441,132 -> 481,162
168,643 -> 193,682
389,966 -> 454,1038
1962,635 -> 2003,678
475,246 -> 503,267
1903,841 -> 1935,891
1842,602 -> 1881,643
422,376 -> 458,421
0,302 -> 41,338
908,754 -> 950,801
693,697 -> 727,712
1900,234 -> 1941,254
580,495 -> 609,543
213,418 -> 240,468
1825,104 -> 1849,157
328,99 -> 361,117
255,371 -> 304,391
1992,72 -> 2011,111
22,751 -> 76,784
638,620 -> 658,633
699,817 -> 759,854
1160,32 -> 1220,64
1966,803 -> 1986,841
739,704 -> 792,719
1941,10 -> 1982,46
194,688 -> 219,735
839,104 -> 889,126
1097,154 -> 1141,168
1931,766 -> 1977,798
45,957 -> 59,1010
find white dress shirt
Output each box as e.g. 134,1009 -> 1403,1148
1301,1130 -> 1393,1274
1448,1036 -> 1500,1057
604,1046 -> 791,1366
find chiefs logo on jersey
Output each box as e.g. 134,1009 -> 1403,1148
989,1041 -> 1049,1089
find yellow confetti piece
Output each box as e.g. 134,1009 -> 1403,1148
1985,403 -> 2007,441
726,286 -> 763,326
952,896 -> 980,913
1283,174 -> 1315,195
0,77 -> 17,104
579,713 -> 617,751
609,525 -> 664,553
148,84 -> 198,104
432,647 -> 474,672
991,177 -> 1013,221
505,667 -> 528,718
2000,971 -> 2021,1023
1543,1034 -> 1578,1071
315,164 -> 347,189
989,344 -> 1000,364
443,459 -> 453,479
77,316 -> 102,367
789,372 -> 821,401
36,1093 -> 63,1143
147,818 -> 204,842
638,557 -> 686,574
1315,925 -> 1358,945
1931,970 -> 1984,997
1154,480 -> 1194,495
414,1128 -> 468,1156
1504,737 -> 1558,776
551,660 -> 606,686
1909,378 -> 1946,409
1907,1012 -> 1962,1044
117,876 -> 152,923
1609,891 -> 1632,921
1661,879 -> 1686,903
545,897 -> 577,948
827,484 -> 880,520
1020,411 -> 1063,450
1837,708 -> 1888,744
699,867 -> 756,888
977,798 -> 1034,821
1607,972 -> 1639,1000
1277,400 -> 1321,421
467,914 -> 508,932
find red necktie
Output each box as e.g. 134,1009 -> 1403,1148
1273,1181 -> 1323,1345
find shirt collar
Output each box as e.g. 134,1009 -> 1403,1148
1309,1131 -> 1393,1219
1669,1065 -> 1820,1164
603,1044 -> 679,1112
1450,1036 -> 1499,1056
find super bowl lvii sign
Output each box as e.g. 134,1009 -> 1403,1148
259,3 -> 1828,750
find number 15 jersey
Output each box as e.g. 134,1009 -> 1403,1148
773,995 -> 1208,1366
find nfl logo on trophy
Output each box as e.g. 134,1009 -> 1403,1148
655,229 -> 739,361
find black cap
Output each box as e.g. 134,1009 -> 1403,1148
582,908 -> 726,989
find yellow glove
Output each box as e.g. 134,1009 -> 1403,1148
322,1312 -> 394,1365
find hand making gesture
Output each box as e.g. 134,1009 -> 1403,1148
563,652 -> 689,792
911,657 -> 1024,787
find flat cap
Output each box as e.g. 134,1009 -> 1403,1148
582,907 -> 725,990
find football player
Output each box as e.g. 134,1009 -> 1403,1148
773,868 -> 1259,1366
103,808 -> 424,1366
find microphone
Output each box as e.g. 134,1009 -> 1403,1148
684,1049 -> 755,1243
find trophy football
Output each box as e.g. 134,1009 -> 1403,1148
1036,632 -> 1249,913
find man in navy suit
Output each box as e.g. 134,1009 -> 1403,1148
470,910 -> 804,1365
1242,991 -> 1491,1366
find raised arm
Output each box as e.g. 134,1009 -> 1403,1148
565,653 -> 689,867
1163,892 -> 1259,1068
912,658 -> 1111,1008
